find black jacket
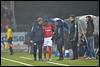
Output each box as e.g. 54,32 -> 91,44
69,21 -> 78,42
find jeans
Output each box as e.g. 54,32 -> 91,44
86,36 -> 95,57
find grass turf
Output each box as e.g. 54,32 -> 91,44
1,52 -> 99,66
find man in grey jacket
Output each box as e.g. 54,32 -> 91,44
30,17 -> 44,61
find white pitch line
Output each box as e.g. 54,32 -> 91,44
1,57 -> 33,66
20,56 -> 70,66
47,61 -> 70,66
20,57 -> 32,60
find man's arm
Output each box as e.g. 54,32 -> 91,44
30,26 -> 34,43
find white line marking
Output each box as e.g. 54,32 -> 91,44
1,57 -> 33,66
20,56 -> 70,66
47,61 -> 70,66
20,57 -> 32,60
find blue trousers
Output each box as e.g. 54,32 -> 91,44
86,36 -> 95,57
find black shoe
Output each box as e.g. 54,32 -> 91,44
10,53 -> 12,55
39,59 -> 43,61
70,58 -> 75,60
10,52 -> 13,55
60,57 -> 64,60
96,56 -> 99,59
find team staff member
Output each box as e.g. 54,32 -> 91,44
68,15 -> 78,60
30,17 -> 44,61
54,18 -> 68,60
6,25 -> 13,55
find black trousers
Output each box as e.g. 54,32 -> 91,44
71,41 -> 78,59
57,44 -> 64,59
8,37 -> 13,54
33,41 -> 43,60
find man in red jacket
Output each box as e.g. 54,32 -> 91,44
42,20 -> 54,61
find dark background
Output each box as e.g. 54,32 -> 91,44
14,1 -> 99,25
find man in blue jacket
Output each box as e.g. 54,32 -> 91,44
54,18 -> 68,60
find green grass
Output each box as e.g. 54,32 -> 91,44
1,52 -> 99,66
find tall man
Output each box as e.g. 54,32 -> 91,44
85,16 -> 95,59
68,15 -> 78,60
30,17 -> 44,61
54,18 -> 68,60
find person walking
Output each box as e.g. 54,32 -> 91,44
30,17 -> 44,61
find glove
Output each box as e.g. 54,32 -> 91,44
34,42 -> 36,45
30,40 -> 33,43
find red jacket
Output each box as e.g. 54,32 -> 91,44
43,23 -> 54,37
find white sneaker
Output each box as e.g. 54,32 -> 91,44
88,57 -> 92,59
91,57 -> 96,59
48,59 -> 52,61
86,57 -> 91,59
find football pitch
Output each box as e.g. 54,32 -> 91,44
1,52 -> 99,66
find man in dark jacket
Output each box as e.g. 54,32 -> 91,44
68,15 -> 78,60
85,16 -> 95,59
30,17 -> 44,61
54,18 -> 68,60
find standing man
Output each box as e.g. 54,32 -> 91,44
30,17 -> 44,61
6,25 -> 13,55
85,16 -> 95,59
68,15 -> 78,60
54,18 -> 68,60
42,20 -> 54,61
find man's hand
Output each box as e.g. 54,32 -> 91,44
93,32 -> 95,35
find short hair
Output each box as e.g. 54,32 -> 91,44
68,15 -> 76,18
6,25 -> 12,30
86,16 -> 93,21
44,20 -> 48,22
86,16 -> 92,19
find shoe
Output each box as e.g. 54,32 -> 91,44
44,58 -> 46,62
10,53 -> 13,55
61,58 -> 64,60
39,59 -> 43,61
70,58 -> 75,60
85,57 -> 92,60
91,57 -> 96,59
96,56 -> 99,59
10,52 -> 13,55
34,58 -> 37,61
48,59 -> 52,61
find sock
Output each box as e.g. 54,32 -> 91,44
9,46 -> 13,54
43,46 -> 47,59
48,46 -> 52,59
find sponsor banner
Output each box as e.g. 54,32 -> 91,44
1,32 -> 27,49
